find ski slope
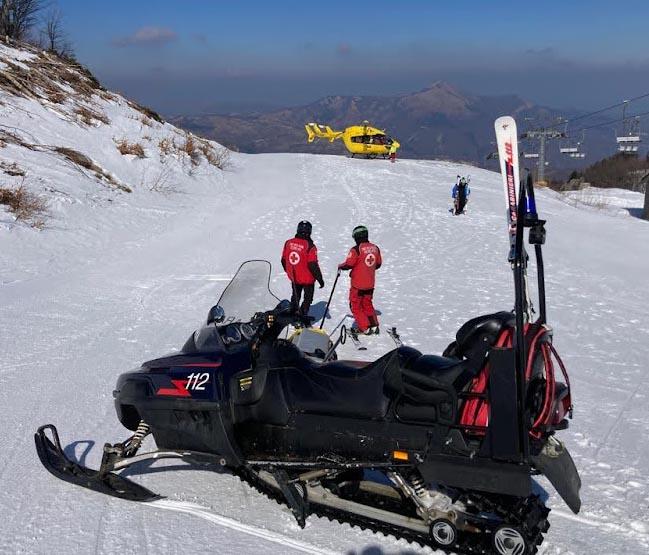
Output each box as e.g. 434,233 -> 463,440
1,150 -> 648,554
1,42 -> 649,555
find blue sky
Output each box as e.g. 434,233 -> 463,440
56,0 -> 649,115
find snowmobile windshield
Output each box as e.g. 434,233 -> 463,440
216,260 -> 281,323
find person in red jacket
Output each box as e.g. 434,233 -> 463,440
338,225 -> 382,334
281,220 -> 324,317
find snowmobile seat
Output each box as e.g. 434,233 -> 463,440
446,311 -> 515,361
384,347 -> 469,424
278,348 -> 400,419
409,354 -> 473,389
389,346 -> 472,389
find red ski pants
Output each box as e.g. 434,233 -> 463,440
349,287 -> 378,332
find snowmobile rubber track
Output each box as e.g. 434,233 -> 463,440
235,465 -> 549,554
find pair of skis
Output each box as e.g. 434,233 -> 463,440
494,116 -> 521,262
328,314 -> 402,351
494,116 -> 534,322
349,325 -> 402,351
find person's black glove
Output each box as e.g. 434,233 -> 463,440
318,279 -> 325,289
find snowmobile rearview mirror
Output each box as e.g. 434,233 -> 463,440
207,305 -> 226,325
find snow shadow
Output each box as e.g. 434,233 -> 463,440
308,300 -> 329,323
64,440 -> 95,467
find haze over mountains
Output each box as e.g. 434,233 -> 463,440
173,82 -> 621,172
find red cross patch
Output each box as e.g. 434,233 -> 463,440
364,253 -> 376,267
289,251 -> 301,265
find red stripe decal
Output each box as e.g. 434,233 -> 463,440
156,379 -> 191,397
179,362 -> 221,368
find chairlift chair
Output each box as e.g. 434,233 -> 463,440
617,103 -> 641,154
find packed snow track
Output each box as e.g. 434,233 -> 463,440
1,152 -> 649,554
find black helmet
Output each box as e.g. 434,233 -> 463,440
296,220 -> 312,238
352,225 -> 368,243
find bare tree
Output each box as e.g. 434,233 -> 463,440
41,7 -> 73,57
0,0 -> 45,41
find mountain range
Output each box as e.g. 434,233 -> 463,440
173,82 -> 630,175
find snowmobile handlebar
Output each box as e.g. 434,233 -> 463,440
250,301 -> 310,349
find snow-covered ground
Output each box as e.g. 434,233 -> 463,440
2,42 -> 649,555
562,186 -> 645,218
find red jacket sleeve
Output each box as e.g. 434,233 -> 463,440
339,247 -> 358,270
375,247 -> 382,270
307,245 -> 318,263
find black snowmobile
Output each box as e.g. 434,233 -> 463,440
35,176 -> 581,555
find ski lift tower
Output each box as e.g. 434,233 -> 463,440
520,127 -> 565,184
616,101 -> 641,154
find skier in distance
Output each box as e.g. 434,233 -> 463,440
452,176 -> 471,215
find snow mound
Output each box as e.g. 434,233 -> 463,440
0,40 -> 229,230
562,186 -> 645,217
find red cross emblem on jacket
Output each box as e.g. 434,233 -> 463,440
281,237 -> 319,285
339,242 -> 382,290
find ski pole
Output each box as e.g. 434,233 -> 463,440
319,269 -> 341,329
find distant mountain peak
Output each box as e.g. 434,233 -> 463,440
400,81 -> 473,116
423,81 -> 462,92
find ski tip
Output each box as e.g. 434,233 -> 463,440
494,115 -> 516,132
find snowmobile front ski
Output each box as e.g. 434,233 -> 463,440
35,424 -> 238,503
35,424 -> 161,502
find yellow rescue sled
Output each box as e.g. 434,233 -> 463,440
305,120 -> 400,159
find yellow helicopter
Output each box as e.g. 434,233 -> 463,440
305,120 -> 400,159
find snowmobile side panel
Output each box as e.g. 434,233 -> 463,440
419,454 -> 532,498
136,402 -> 243,466
531,438 -> 582,514
34,425 -> 160,502
231,368 -> 291,426
235,415 -> 431,462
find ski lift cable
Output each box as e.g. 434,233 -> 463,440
567,108 -> 649,136
548,91 -> 649,131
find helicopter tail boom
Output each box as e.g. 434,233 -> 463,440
305,123 -> 343,143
